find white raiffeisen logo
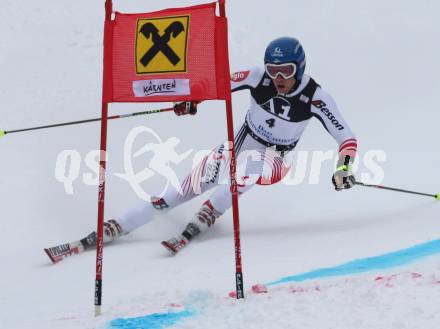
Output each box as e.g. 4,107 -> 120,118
132,78 -> 190,97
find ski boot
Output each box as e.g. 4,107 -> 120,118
44,219 -> 126,263
161,201 -> 221,255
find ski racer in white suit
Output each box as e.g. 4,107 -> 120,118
58,37 -> 359,257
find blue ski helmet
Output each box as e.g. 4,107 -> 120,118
264,37 -> 306,81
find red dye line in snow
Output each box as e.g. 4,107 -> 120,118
228,271 -> 440,298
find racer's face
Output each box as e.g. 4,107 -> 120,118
273,75 -> 296,94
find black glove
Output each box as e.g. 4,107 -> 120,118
332,155 -> 356,191
173,102 -> 198,116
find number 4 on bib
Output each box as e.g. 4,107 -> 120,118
266,118 -> 275,128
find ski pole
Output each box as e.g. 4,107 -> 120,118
355,181 -> 440,200
0,107 -> 175,137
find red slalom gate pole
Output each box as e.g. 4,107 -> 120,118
94,102 -> 108,317
95,0 -> 113,316
219,0 -> 244,299
225,98 -> 244,299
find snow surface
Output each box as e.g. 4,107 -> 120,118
1,0 -> 439,328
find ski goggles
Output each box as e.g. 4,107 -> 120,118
264,63 -> 297,79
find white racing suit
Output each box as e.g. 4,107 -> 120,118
117,67 -> 358,233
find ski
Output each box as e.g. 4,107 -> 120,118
44,240 -> 86,264
44,221 -> 127,264
161,236 -> 190,255
161,240 -> 178,255
44,231 -> 97,264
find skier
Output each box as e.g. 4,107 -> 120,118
45,37 -> 357,263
